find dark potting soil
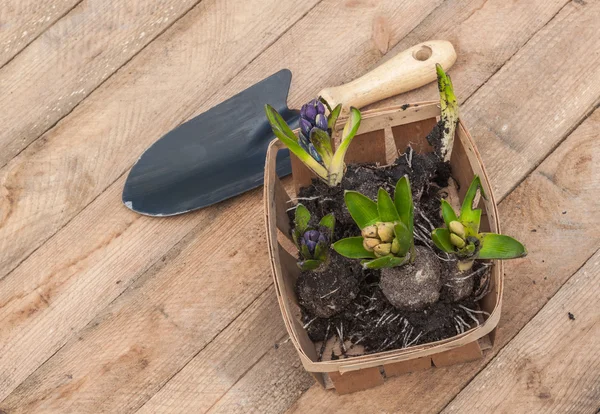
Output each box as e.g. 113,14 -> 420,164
289,145 -> 491,360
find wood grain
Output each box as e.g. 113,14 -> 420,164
1,184 -> 276,413
369,0 -> 570,109
0,0 -> 446,409
0,0 -> 597,412
0,0 -> 321,281
145,0 -> 599,409
135,287 -> 299,413
0,0 -> 322,402
0,0 -> 203,168
287,108 -> 600,413
0,0 -> 81,68
374,0 -> 600,200
443,250 -> 600,414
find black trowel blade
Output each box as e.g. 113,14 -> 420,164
122,69 -> 298,216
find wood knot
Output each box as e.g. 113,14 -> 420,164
371,15 -> 390,55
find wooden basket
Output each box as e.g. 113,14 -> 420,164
264,101 -> 502,394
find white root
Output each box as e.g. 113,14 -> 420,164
319,287 -> 340,299
418,210 -> 436,230
463,310 -> 480,326
336,323 -> 347,354
375,310 -> 391,327
456,315 -> 471,331
303,317 -> 318,329
458,305 -> 490,316
406,331 -> 423,347
451,263 -> 491,281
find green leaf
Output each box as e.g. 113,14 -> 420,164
436,63 -> 459,162
265,104 -> 328,179
393,222 -> 411,256
333,237 -> 376,259
298,260 -> 323,271
310,128 -> 333,166
459,175 -> 485,235
300,243 -> 312,260
478,233 -> 527,259
362,255 -> 407,270
462,209 -> 482,237
377,188 -> 400,222
328,107 -> 361,186
294,204 -> 311,234
318,213 -> 335,233
327,104 -> 342,130
314,240 -> 329,261
441,199 -> 458,227
394,175 -> 414,238
431,228 -> 455,253
319,96 -> 332,113
344,191 -> 379,229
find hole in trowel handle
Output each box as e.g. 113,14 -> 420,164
413,45 -> 433,61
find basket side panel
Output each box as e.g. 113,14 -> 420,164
384,356 -> 432,378
343,129 -> 386,164
290,153 -> 314,194
391,117 -> 438,155
329,367 -> 384,395
273,176 -> 292,239
431,341 -> 483,367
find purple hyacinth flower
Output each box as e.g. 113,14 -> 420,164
299,118 -> 312,137
305,230 -> 321,242
315,100 -> 326,115
314,113 -> 328,131
304,104 -> 317,122
300,104 -> 307,119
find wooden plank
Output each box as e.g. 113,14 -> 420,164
0,0 -> 322,402
0,0 -> 321,280
286,108 -> 600,413
369,0 -> 569,109
1,0 -> 595,411
443,250 -> 600,414
0,0 -> 446,408
380,0 -> 600,201
0,0 -> 81,68
0,184 -> 277,413
0,0 -> 203,168
135,287 -> 290,414
206,341 -> 314,414
153,0 -> 600,409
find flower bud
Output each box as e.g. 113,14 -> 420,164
318,233 -> 328,244
299,118 -> 312,137
300,104 -> 307,119
361,225 -> 378,238
315,100 -> 326,115
315,114 -> 328,131
304,104 -> 317,122
376,222 -> 395,242
304,230 -> 320,242
450,233 -> 466,248
391,238 -> 400,254
363,237 -> 380,252
373,243 -> 392,257
449,221 -> 466,239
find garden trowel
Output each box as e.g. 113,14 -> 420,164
123,40 -> 456,216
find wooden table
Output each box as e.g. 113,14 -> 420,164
0,1 -> 598,412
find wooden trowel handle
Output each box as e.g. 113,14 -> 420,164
318,40 -> 456,110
